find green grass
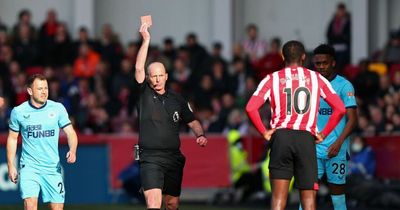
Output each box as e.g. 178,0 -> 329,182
0,204 -> 266,210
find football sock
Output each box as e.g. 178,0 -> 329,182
332,194 -> 346,210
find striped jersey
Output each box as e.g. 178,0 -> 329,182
246,66 -> 345,136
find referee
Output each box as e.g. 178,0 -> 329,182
135,22 -> 207,210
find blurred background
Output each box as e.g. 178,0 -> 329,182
0,0 -> 400,209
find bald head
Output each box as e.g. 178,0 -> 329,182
147,62 -> 166,75
147,62 -> 168,94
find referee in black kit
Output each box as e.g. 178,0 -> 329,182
135,21 -> 208,210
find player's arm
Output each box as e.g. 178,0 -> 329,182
245,76 -> 275,140
135,23 -> 151,84
328,107 -> 358,157
7,130 -> 19,183
0,97 -> 4,108
188,120 -> 207,147
63,124 -> 78,164
318,78 -> 346,142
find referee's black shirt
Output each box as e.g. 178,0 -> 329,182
136,82 -> 195,150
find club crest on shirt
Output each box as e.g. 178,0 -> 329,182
173,111 -> 180,122
48,112 -> 56,118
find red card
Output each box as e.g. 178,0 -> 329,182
140,15 -> 152,26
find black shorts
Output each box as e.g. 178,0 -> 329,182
269,128 -> 318,190
139,150 -> 186,196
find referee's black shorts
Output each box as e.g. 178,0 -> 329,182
139,150 -> 186,196
269,128 -> 318,190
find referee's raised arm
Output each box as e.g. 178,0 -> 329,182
135,23 -> 151,84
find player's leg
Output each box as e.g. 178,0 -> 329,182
294,130 -> 318,210
140,161 -> 164,209
163,195 -> 179,210
20,168 -> 40,210
40,173 -> 65,210
268,129 -> 294,210
144,189 -> 163,209
24,198 -> 38,210
48,203 -> 64,210
271,179 -> 291,210
299,158 -> 326,210
326,157 -> 347,210
162,152 -> 185,210
299,190 -> 317,210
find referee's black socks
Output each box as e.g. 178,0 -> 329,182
147,208 -> 160,210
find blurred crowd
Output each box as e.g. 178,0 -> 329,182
0,7 -> 399,138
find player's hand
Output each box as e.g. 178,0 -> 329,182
139,23 -> 150,41
0,97 -> 4,108
66,151 -> 76,164
315,132 -> 326,144
262,129 -> 276,141
8,166 -> 18,184
327,140 -> 341,158
196,136 -> 207,147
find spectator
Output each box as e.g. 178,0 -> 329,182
184,32 -> 210,81
12,24 -> 39,70
124,41 -> 138,67
193,74 -> 214,109
73,26 -> 98,59
382,30 -> 400,64
12,9 -> 36,41
98,24 -> 123,71
73,43 -> 100,78
0,28 -> 10,48
327,3 -> 351,72
170,57 -> 191,93
162,37 -> 177,70
0,17 -> 7,32
0,97 -> 10,132
211,42 -> 228,70
48,23 -> 73,67
354,60 -> 380,106
241,24 -> 267,63
38,9 -> 60,63
252,37 -> 284,80
211,60 -> 230,96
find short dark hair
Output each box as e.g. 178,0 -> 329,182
271,37 -> 282,48
338,2 -> 346,10
18,9 -> 31,20
27,74 -> 47,87
282,40 -> 305,63
313,44 -> 336,58
247,24 -> 257,31
213,42 -> 222,50
164,37 -> 174,45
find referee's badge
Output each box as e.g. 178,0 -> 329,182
173,111 -> 180,122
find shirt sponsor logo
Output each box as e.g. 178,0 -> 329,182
319,108 -> 332,115
26,124 -> 55,138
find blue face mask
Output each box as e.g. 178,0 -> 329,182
351,143 -> 363,153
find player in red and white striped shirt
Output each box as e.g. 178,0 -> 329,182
246,40 -> 345,210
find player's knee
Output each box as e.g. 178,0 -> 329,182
24,203 -> 37,210
24,198 -> 38,210
165,199 -> 179,210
